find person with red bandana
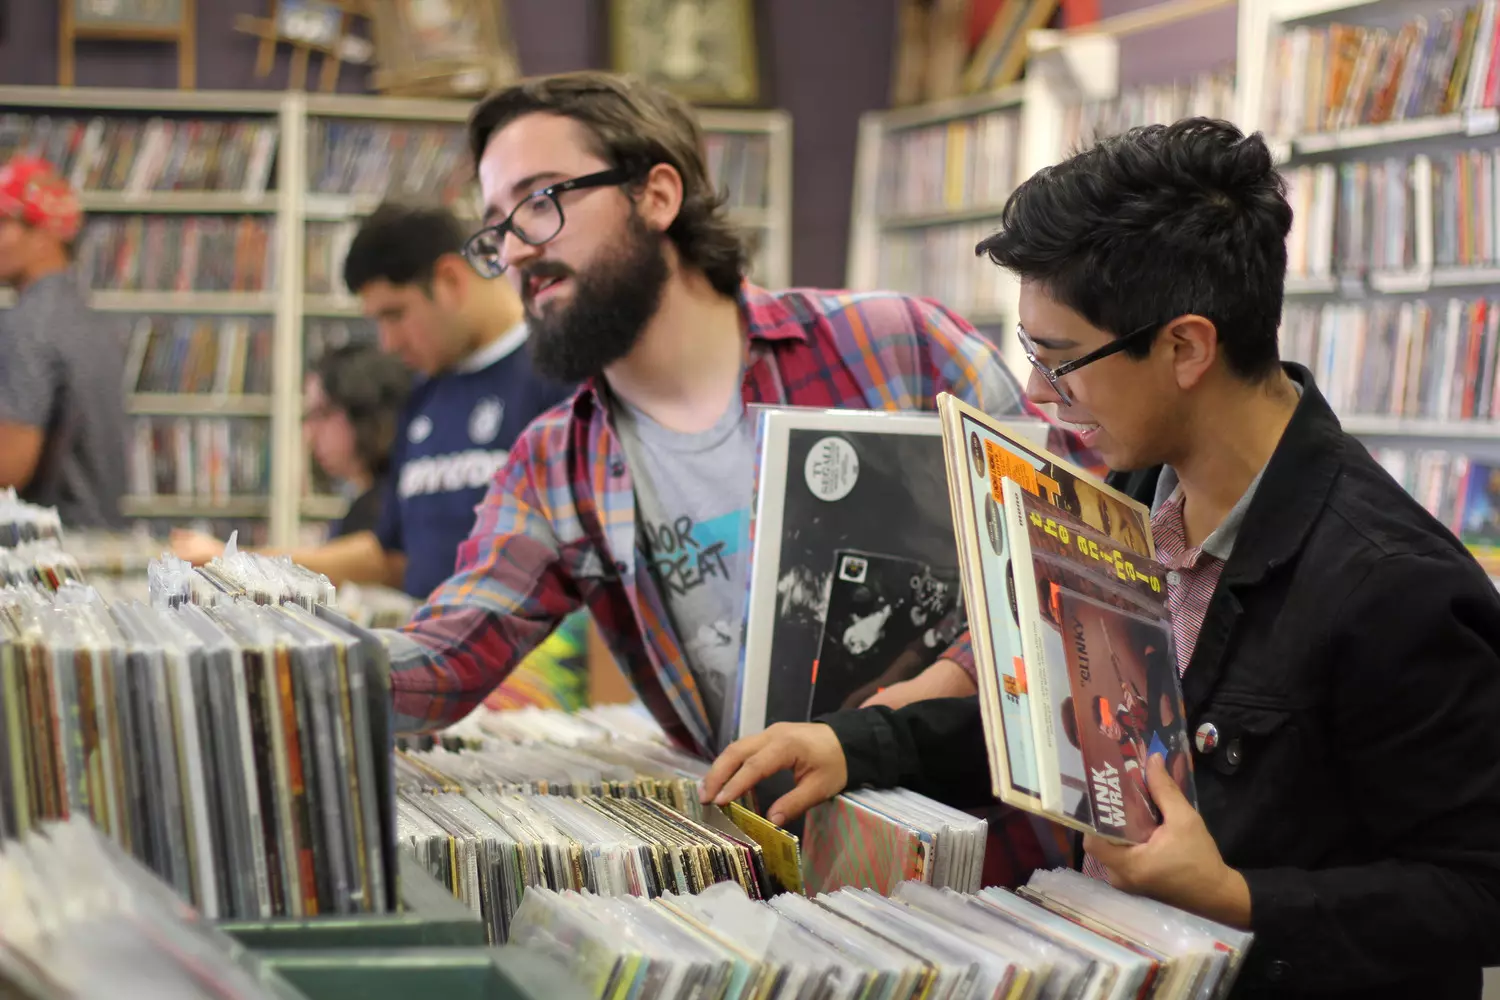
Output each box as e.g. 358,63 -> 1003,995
0,155 -> 126,529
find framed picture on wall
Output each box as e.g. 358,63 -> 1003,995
609,0 -> 760,106
369,0 -> 521,97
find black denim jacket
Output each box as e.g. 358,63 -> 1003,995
820,364 -> 1500,999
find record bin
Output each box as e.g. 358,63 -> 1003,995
260,947 -> 588,1000
219,853 -> 487,949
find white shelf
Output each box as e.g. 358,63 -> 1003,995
879,205 -> 1010,230
0,85 -> 283,114
127,394 -> 274,417
121,496 -> 271,519
1279,109 -> 1499,158
1340,416 -> 1500,439
92,291 -> 277,313
303,294 -> 365,318
1289,267 -> 1500,296
2,289 -> 276,313
1285,275 -> 1340,295
79,191 -> 277,214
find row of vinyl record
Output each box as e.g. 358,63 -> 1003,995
0,547 -> 398,921
128,417 -> 271,503
1282,298 -> 1500,421
875,221 -> 1012,323
1262,2 -> 1500,139
122,316 -> 274,397
876,110 -> 1020,220
513,869 -> 1251,1000
1060,68 -> 1237,155
401,717 -> 988,946
0,113 -> 279,196
76,216 -> 276,294
1285,150 -> 1500,280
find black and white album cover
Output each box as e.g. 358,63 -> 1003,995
735,406 -> 1045,740
806,550 -> 963,719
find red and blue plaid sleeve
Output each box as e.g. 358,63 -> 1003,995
381,427 -> 583,734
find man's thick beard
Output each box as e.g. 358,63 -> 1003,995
524,213 -> 670,384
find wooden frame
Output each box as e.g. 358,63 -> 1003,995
368,0 -> 519,98
235,0 -> 374,93
608,0 -> 761,106
60,0 -> 197,89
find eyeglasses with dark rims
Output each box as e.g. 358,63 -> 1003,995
462,166 -> 635,278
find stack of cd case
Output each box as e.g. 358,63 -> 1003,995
507,867 -> 1254,1000
0,566 -> 400,923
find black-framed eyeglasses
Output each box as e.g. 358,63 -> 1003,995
462,166 -> 634,278
1017,320 -> 1162,406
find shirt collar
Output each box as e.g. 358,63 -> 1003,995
454,318 -> 529,373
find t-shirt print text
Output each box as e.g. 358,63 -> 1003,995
644,512 -> 739,596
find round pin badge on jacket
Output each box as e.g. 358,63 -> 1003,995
1195,721 -> 1219,754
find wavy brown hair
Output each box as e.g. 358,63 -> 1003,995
467,70 -> 748,297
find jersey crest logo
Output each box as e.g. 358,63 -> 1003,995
408,414 -> 434,444
469,396 -> 505,444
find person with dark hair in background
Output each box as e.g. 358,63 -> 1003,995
701,117 -> 1500,999
0,155 -> 127,529
174,202 -> 575,599
173,202 -> 589,714
305,343 -> 413,538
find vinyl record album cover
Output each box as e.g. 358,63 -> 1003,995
737,407 -> 1046,740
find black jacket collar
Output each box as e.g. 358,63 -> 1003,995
1107,362 -> 1343,587
1220,362 -> 1344,588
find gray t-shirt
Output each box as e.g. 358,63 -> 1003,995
613,388 -> 756,750
0,271 -> 127,529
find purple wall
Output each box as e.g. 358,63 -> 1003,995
0,1 -> 1236,286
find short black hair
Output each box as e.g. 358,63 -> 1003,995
342,202 -> 469,295
313,343 -> 413,478
977,117 -> 1292,381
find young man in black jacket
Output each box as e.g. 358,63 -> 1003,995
701,118 -> 1500,999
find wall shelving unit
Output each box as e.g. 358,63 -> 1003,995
0,85 -> 793,548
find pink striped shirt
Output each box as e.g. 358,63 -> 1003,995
1081,465 -> 1264,881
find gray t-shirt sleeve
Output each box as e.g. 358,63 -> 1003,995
0,308 -> 58,428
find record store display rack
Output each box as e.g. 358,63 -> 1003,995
0,85 -> 792,550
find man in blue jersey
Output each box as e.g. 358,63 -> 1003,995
173,202 -> 590,711
173,202 -> 575,600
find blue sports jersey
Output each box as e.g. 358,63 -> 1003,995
377,322 -> 575,599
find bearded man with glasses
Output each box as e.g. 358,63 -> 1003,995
376,69 -> 1098,888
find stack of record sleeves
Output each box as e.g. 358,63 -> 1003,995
0,548 -> 398,921
0,816 -> 309,1000
509,868 -> 1254,1000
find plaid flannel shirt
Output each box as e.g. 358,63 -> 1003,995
382,282 -> 1098,757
